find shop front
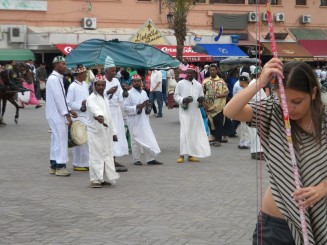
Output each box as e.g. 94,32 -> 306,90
298,40 -> 327,60
261,42 -> 313,61
194,43 -> 248,61
155,45 -> 213,62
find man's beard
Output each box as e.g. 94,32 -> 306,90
134,86 -> 142,92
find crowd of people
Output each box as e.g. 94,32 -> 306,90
2,54 -> 327,244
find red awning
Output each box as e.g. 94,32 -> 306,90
155,45 -> 213,62
298,40 -> 327,57
54,44 -> 78,55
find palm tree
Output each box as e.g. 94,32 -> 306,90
169,0 -> 194,62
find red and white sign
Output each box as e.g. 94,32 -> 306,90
156,45 -> 213,62
54,44 -> 78,55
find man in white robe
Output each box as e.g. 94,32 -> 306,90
124,74 -> 163,166
66,64 -> 89,171
46,56 -> 77,176
233,75 -> 251,150
248,68 -> 266,160
86,75 -> 120,188
174,65 -> 211,163
103,56 -> 129,172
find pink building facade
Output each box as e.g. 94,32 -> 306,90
0,0 -> 326,64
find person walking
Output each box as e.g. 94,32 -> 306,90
149,69 -> 163,118
160,69 -> 168,106
19,64 -> 42,109
178,59 -> 189,81
35,62 -> 47,101
174,65 -> 211,163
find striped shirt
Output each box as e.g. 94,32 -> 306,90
248,96 -> 327,245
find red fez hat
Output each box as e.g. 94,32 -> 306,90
131,74 -> 141,80
187,64 -> 196,71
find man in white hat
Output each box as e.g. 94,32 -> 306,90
247,67 -> 266,160
103,56 -> 129,172
124,74 -> 163,166
201,64 -> 210,79
66,64 -> 90,171
86,75 -> 120,188
237,71 -> 251,150
174,65 -> 211,163
46,56 -> 77,176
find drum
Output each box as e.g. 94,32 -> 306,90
68,120 -> 87,148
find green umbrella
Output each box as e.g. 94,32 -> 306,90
65,39 -> 180,69
219,57 -> 261,72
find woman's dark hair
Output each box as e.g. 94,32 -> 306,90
121,70 -> 130,80
276,61 -> 324,146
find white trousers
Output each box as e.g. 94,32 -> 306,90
72,143 -> 89,167
48,117 -> 68,164
89,159 -> 119,184
248,126 -> 262,153
131,137 -> 155,163
239,122 -> 251,147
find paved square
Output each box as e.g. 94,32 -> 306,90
0,103 -> 268,244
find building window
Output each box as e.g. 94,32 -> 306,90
321,0 -> 327,5
249,0 -> 279,4
296,0 -> 306,4
210,0 -> 245,4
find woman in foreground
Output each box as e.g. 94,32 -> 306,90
224,58 -> 327,245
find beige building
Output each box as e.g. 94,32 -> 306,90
0,0 -> 326,64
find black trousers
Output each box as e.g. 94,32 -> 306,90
34,80 -> 41,100
253,212 -> 295,245
209,111 -> 224,143
146,90 -> 157,113
222,117 -> 237,137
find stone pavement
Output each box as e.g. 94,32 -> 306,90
0,102 -> 268,245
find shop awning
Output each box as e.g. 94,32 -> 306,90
261,42 -> 312,58
298,40 -> 327,57
155,45 -> 213,62
195,44 -> 248,57
0,49 -> 35,61
54,44 -> 78,55
289,28 -> 327,40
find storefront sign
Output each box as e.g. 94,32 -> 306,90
130,19 -> 170,45
282,49 -> 295,54
54,44 -> 78,55
0,0 -> 47,11
156,45 -> 213,62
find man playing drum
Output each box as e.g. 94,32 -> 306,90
66,64 -> 90,171
86,75 -> 120,188
46,56 -> 77,176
